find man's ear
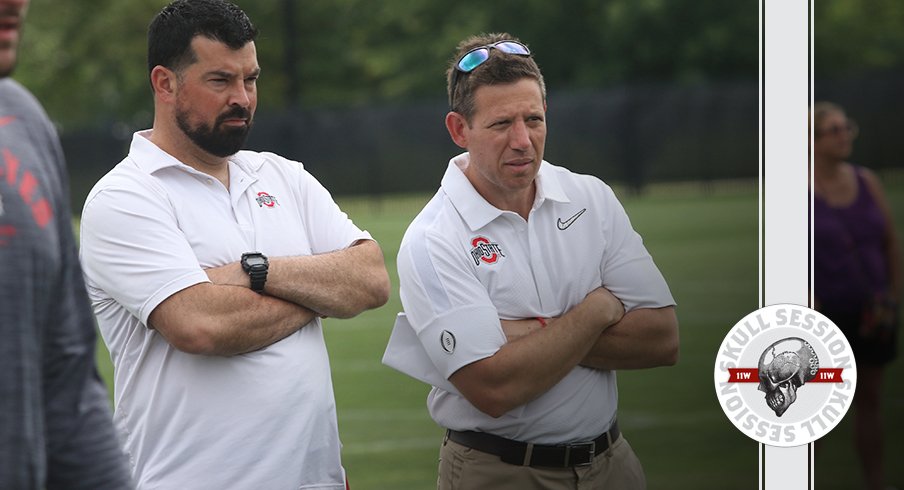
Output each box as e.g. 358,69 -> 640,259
445,111 -> 469,149
150,65 -> 178,103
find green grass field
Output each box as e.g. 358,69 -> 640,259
93,181 -> 904,489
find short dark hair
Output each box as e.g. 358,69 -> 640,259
446,33 -> 546,122
147,0 -> 258,77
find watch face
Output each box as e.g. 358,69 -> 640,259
245,256 -> 267,267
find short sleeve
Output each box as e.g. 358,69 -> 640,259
598,185 -> 675,311
398,228 -> 506,379
79,179 -> 209,326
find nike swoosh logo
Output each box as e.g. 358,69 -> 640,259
557,208 -> 587,230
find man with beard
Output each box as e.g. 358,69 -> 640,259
78,1 -> 390,488
0,0 -> 133,488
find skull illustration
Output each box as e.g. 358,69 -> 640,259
757,337 -> 819,417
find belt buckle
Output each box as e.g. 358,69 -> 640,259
564,441 -> 595,467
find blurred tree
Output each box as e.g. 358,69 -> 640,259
17,0 -> 761,128
18,0 -> 166,128
814,0 -> 904,77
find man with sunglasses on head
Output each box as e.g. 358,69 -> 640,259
78,1 -> 390,488
387,33 -> 678,489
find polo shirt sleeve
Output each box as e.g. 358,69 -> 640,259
292,164 -> 372,253
598,184 -> 675,311
79,177 -> 210,326
397,228 -> 506,380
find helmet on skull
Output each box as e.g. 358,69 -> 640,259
757,337 -> 819,417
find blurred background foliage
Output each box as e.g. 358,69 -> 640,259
814,0 -> 904,77
17,1 -> 904,129
18,0 -> 762,129
16,0 -> 904,203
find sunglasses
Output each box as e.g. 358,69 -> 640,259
450,40 -> 532,111
816,120 -> 858,139
455,40 -> 532,73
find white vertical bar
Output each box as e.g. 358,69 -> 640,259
763,0 -> 808,305
761,0 -> 811,489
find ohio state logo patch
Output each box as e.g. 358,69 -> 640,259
255,192 -> 279,207
469,236 -> 505,266
713,304 -> 856,447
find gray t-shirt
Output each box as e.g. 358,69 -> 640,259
0,79 -> 132,489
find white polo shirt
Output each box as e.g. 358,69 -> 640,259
396,153 -> 674,444
79,131 -> 370,490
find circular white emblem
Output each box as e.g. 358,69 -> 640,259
713,304 -> 857,447
440,330 -> 456,354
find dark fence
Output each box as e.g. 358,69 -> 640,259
815,69 -> 904,173
63,71 -> 904,211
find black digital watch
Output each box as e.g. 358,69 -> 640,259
241,252 -> 269,293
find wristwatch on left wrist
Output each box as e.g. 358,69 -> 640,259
241,252 -> 269,293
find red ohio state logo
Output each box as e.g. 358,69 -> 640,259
255,192 -> 278,208
470,236 -> 505,266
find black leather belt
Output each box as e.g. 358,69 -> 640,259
445,421 -> 620,468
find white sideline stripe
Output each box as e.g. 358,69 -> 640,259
342,437 -> 440,456
338,408 -> 435,422
623,410 -> 723,430
679,282 -> 752,294
330,360 -> 385,373
322,317 -> 396,332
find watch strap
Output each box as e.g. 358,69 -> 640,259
241,252 -> 268,293
248,269 -> 267,293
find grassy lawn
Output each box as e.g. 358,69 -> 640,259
92,181 -> 904,489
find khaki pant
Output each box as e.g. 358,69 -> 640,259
437,433 -> 646,490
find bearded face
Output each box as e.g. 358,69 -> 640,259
176,103 -> 253,158
167,36 -> 260,159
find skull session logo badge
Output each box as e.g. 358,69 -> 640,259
713,304 -> 857,447
757,338 -> 819,417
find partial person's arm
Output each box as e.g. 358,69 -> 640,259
80,185 -> 320,357
448,287 -> 624,418
501,307 -> 679,370
862,168 -> 902,299
147,283 -> 317,356
577,305 -> 679,370
205,239 -> 390,319
44,126 -> 134,488
46,231 -> 135,489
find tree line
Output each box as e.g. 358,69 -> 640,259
15,0 -> 903,129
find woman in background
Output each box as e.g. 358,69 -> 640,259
813,101 -> 901,490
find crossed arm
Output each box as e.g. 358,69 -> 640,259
862,168 -> 902,300
448,287 -> 627,418
450,290 -> 678,418
502,305 -> 679,370
149,240 -> 390,356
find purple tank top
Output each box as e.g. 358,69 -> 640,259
814,166 -> 889,312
